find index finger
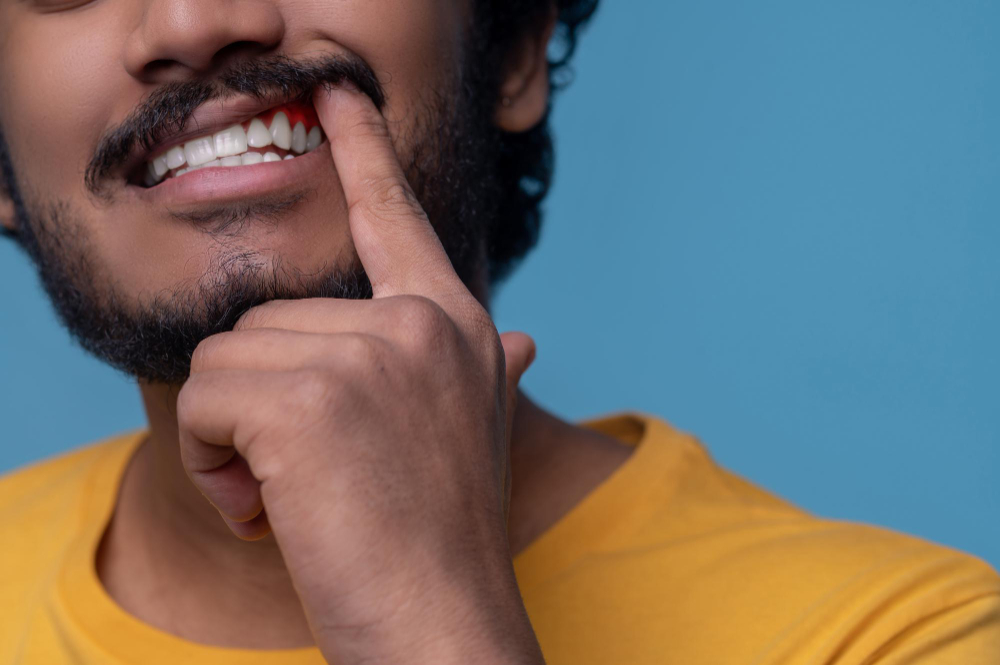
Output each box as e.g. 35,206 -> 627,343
314,83 -> 464,301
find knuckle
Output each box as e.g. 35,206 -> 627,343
395,296 -> 453,348
359,177 -> 425,220
336,333 -> 384,372
348,112 -> 392,142
469,306 -> 501,347
455,300 -> 502,358
287,367 -> 342,414
463,307 -> 504,378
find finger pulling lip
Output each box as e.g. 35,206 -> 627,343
128,141 -> 332,208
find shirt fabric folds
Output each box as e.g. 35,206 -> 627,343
1,412 -> 997,663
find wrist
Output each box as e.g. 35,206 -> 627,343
314,558 -> 544,664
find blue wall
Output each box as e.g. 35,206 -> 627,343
2,1 -> 997,568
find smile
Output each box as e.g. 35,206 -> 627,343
141,100 -> 326,187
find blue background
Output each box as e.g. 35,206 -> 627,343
1,2 -> 997,569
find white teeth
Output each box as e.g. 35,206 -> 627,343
270,112 -> 292,150
306,126 -> 322,151
169,150 -> 290,177
165,146 -> 186,170
291,122 -> 307,154
214,125 -> 248,158
147,107 -> 324,185
246,118 -> 272,148
152,155 -> 169,178
184,137 -> 216,167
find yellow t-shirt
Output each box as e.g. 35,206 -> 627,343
1,412 -> 997,664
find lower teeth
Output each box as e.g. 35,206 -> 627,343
167,151 -> 295,181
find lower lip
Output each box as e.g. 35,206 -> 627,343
128,142 -> 333,207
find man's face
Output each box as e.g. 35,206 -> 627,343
0,0 -> 513,382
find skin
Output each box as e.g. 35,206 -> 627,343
0,0 -> 634,661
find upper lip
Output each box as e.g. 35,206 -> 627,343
121,92 -> 309,185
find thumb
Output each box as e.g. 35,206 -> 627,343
499,331 -> 536,436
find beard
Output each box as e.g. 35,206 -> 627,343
2,55 -> 505,385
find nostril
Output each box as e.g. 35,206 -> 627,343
123,0 -> 286,80
210,41 -> 274,71
135,41 -> 275,83
142,59 -> 180,79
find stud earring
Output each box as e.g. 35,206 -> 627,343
501,96 -> 512,108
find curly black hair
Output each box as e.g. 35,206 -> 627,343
469,0 -> 600,284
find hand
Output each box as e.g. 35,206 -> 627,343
175,83 -> 544,664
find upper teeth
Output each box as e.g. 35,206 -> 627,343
270,112 -> 292,150
144,110 -> 324,186
247,118 -> 271,147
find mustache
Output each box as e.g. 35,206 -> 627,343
84,53 -> 386,195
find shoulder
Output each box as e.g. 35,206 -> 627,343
713,517 -> 1000,662
0,432 -> 141,516
0,432 -> 144,596
536,412 -> 1000,663
651,414 -> 1000,661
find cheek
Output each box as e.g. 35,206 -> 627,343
0,7 -> 133,202
293,0 -> 466,126
0,5 -> 169,293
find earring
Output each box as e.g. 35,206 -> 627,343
501,96 -> 512,108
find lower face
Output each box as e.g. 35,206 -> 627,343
0,0 -> 496,383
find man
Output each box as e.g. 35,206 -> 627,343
0,0 -> 997,662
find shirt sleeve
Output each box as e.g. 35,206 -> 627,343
869,593 -> 1000,664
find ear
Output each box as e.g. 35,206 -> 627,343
494,9 -> 558,133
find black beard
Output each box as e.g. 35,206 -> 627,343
3,55 -> 503,384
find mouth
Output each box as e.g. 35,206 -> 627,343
130,99 -> 327,189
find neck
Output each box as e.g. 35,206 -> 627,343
97,381 -> 315,646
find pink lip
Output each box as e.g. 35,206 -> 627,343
128,141 -> 334,208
